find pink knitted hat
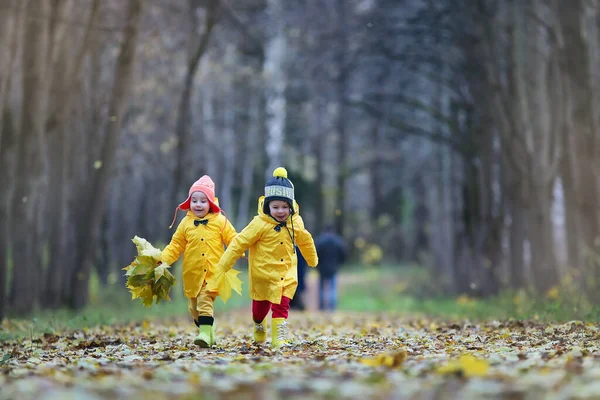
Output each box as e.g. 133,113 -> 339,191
169,175 -> 221,228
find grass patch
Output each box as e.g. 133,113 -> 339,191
338,266 -> 600,322
1,268 -> 250,342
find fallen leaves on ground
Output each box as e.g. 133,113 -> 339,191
3,312 -> 600,399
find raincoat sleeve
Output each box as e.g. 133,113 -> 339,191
294,216 -> 319,267
161,217 -> 187,265
221,218 -> 237,247
216,217 -> 263,272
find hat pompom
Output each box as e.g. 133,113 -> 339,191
273,167 -> 288,179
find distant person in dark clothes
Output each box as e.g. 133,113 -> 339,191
315,226 -> 347,311
289,246 -> 307,310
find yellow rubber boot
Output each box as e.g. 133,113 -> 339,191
194,325 -> 213,348
254,319 -> 267,343
271,318 -> 289,348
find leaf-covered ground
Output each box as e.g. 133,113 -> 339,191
3,310 -> 600,400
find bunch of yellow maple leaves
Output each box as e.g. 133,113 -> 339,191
123,236 -> 176,307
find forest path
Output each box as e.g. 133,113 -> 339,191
2,309 -> 600,399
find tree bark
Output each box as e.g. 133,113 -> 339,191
43,1 -> 100,308
558,0 -> 600,292
236,92 -> 261,228
333,0 -> 349,236
0,0 -> 19,320
264,0 -> 287,178
220,45 -> 238,218
171,0 -> 220,213
69,0 -> 144,309
10,0 -> 50,314
311,96 -> 325,233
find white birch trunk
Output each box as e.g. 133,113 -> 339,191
220,45 -> 237,217
263,0 -> 287,177
201,56 -> 218,179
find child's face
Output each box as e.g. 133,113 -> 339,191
269,200 -> 291,222
190,191 -> 210,218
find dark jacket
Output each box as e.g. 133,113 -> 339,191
315,232 -> 346,278
296,246 -> 307,293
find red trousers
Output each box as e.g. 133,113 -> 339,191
252,296 -> 291,322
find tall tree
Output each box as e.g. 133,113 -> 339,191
10,0 -> 50,313
171,0 -> 220,214
263,0 -> 287,177
69,0 -> 144,308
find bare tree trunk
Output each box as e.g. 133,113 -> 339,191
0,108 -> 15,320
69,0 -> 143,309
505,170 -> 527,289
202,65 -> 218,178
44,0 -> 100,307
264,0 -> 287,177
220,45 -> 237,217
10,0 -> 50,314
311,96 -> 325,233
0,0 -> 17,152
333,0 -> 348,235
0,0 -> 19,320
236,92 -> 261,228
558,0 -> 600,294
171,0 -> 220,212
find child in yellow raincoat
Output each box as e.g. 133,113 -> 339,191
213,167 -> 318,348
162,175 -> 237,347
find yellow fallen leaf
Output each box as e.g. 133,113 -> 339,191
360,351 -> 406,368
437,355 -> 489,378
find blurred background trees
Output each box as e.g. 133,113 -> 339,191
1,0 -> 600,318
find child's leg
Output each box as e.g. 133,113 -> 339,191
196,283 -> 218,318
271,296 -> 291,319
252,300 -> 272,323
194,283 -> 218,347
252,300 -> 272,343
271,296 -> 291,348
188,297 -> 200,323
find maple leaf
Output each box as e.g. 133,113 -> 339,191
132,235 -> 163,260
154,264 -> 168,281
209,269 -> 243,303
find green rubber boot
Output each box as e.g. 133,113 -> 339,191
194,316 -> 215,348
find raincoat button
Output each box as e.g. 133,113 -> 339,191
201,238 -> 204,241
281,277 -> 284,280
204,269 -> 206,272
280,258 -> 283,261
202,253 -> 205,256
280,241 -> 283,244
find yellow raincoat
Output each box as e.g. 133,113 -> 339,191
215,196 -> 318,304
162,211 -> 237,298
